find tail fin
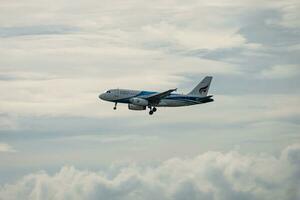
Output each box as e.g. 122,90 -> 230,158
188,76 -> 213,96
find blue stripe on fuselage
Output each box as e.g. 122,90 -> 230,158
114,90 -> 210,104
138,91 -> 157,96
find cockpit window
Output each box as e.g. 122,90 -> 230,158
106,91 -> 111,93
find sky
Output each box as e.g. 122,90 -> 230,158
0,0 -> 300,199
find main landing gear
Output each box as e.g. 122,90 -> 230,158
148,106 -> 157,115
113,102 -> 117,110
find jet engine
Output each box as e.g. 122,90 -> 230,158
129,98 -> 149,106
128,104 -> 146,110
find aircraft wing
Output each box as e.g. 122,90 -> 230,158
145,88 -> 177,104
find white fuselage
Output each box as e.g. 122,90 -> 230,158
99,89 -> 213,107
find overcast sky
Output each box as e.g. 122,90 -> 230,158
0,0 -> 300,199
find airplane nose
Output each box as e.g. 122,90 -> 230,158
99,93 -> 105,100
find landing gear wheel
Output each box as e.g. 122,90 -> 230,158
152,107 -> 157,112
149,110 -> 154,115
113,107 -> 116,110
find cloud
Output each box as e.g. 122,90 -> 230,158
259,65 -> 300,79
0,72 -> 58,81
58,134 -> 159,144
0,1 -> 299,193
0,143 -> 16,153
276,0 -> 300,28
141,22 -> 246,50
1,0 -> 299,121
0,144 -> 299,200
0,25 -> 78,38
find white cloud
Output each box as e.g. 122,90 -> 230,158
58,134 -> 159,144
259,65 -> 300,79
0,49 -> 239,118
0,144 -> 299,200
0,143 -> 16,153
141,22 -> 246,50
277,0 -> 300,28
3,0 -> 298,121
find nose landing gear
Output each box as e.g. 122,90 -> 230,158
113,102 -> 117,110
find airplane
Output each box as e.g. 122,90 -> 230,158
99,76 -> 214,115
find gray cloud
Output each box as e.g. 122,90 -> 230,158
0,25 -> 78,38
0,0 -> 300,194
0,72 -> 58,81
239,9 -> 300,47
0,144 -> 299,200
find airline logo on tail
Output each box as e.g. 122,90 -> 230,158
199,85 -> 209,95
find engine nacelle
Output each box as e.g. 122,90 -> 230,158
129,98 -> 149,106
128,104 -> 146,110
